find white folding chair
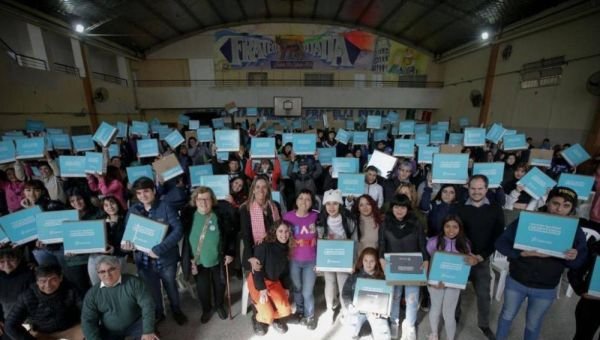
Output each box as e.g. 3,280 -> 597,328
565,227 -> 600,298
491,251 -> 510,301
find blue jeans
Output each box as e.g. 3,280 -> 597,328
136,261 -> 181,317
391,285 -> 420,325
345,309 -> 391,340
290,260 -> 317,318
496,276 -> 556,340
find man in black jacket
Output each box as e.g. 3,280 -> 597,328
5,265 -> 83,339
457,175 -> 505,340
0,248 -> 35,340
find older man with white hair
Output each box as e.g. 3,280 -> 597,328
81,256 -> 157,340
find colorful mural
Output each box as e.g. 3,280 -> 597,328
213,25 -> 429,75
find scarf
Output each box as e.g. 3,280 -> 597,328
249,200 -> 280,244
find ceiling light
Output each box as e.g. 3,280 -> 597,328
481,31 -> 489,40
75,24 -> 85,33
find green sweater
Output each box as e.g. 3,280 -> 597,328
81,274 -> 155,339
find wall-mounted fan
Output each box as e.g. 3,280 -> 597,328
587,71 -> 600,96
94,87 -> 109,102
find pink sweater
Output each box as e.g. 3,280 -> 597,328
283,210 -> 318,262
0,180 -> 24,212
87,176 -> 126,209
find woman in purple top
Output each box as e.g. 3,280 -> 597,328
283,189 -> 319,330
426,215 -> 476,340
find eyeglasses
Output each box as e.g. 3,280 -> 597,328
97,267 -> 118,275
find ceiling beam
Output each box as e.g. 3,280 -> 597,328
355,0 -> 376,25
88,1 -> 162,42
173,0 -> 205,27
333,0 -> 348,21
206,0 -> 226,22
137,0 -> 183,35
236,0 -> 248,21
311,0 -> 319,19
86,16 -> 117,32
264,0 -> 272,18
396,0 -> 445,35
375,0 -> 410,30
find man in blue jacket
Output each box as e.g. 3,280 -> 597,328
123,177 -> 187,326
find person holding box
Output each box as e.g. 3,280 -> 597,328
495,187 -> 587,340
341,247 -> 391,340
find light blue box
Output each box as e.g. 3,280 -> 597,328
282,133 -> 293,146
116,122 -> 128,138
472,162 -> 504,188
317,148 -> 336,166
108,144 -> 120,158
464,128 -> 486,146
212,118 -> 225,129
374,129 -> 388,142
71,135 -> 95,152
122,214 -> 168,253
504,129 -> 517,135
338,173 -> 365,196
155,126 -> 172,141
50,134 -> 71,150
197,128 -> 213,142
436,121 -> 450,132
418,145 -> 439,164
332,157 -> 359,178
250,137 -> 275,158
459,117 -> 470,127
367,115 -> 382,129
45,135 -> 54,151
291,119 -> 302,130
515,211 -> 579,258
0,206 -> 42,245
353,278 -> 393,316
189,165 -> 214,186
393,139 -> 415,157
149,118 -> 161,127
384,253 -> 427,285
26,120 -> 45,132
414,124 -> 427,134
0,226 -> 8,244
352,131 -> 368,145
561,144 -> 590,167
92,122 -> 117,147
415,133 -> 430,146
345,120 -> 355,130
165,130 -> 185,149
448,133 -> 464,145
59,156 -> 86,178
199,175 -> 230,199
428,251 -> 471,289
246,108 -> 258,116
36,210 -> 79,244
517,167 -> 557,200
46,128 -> 63,135
85,152 -> 104,174
486,123 -> 506,144
558,173 -> 595,200
216,152 -> 229,161
336,129 -> 352,145
399,120 -> 415,135
387,111 -> 399,123
178,114 -> 190,126
189,120 -> 200,130
15,137 -> 45,159
588,256 -> 600,297
503,133 -> 527,151
126,165 -> 154,184
130,121 -> 149,136
430,130 -> 446,144
316,240 -> 355,272
271,191 -> 282,205
292,134 -> 317,155
215,130 -> 240,152
432,153 -> 469,184
137,139 -> 159,158
0,140 -> 16,164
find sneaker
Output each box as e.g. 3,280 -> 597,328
400,321 -> 416,340
200,310 -> 213,324
288,312 -> 304,324
304,316 -> 317,330
390,320 -> 400,339
216,305 -> 228,320
252,315 -> 268,336
173,311 -> 188,325
320,309 -> 336,325
272,319 -> 288,334
479,326 -> 496,340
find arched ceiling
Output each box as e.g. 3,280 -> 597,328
9,0 -> 584,56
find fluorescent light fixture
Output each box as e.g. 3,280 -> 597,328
481,31 -> 489,40
75,24 -> 85,33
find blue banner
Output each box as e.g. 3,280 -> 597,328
415,133 -> 430,146
251,137 -> 276,158
352,131 -> 368,145
384,253 -> 427,285
199,175 -> 230,199
292,134 -> 317,155
165,130 -> 185,149
317,148 -> 336,166
394,139 -> 415,157
515,211 -> 579,258
430,130 -> 446,145
463,128 -> 486,146
197,128 -> 213,142
0,140 -> 16,164
36,210 -> 79,244
71,135 -> 95,152
503,133 -> 527,151
399,120 -> 415,135
418,146 -> 439,164
448,133 -> 464,145
517,167 -> 557,200
353,278 -> 393,316
0,206 -> 41,245
50,134 -> 71,150
126,165 -> 154,184
432,153 -> 469,184
472,162 -> 504,188
486,123 -> 506,144
335,129 -> 352,144
58,156 -> 86,178
558,173 -> 595,200
316,240 -> 355,272
366,115 -> 382,129
85,152 -> 104,174
15,137 -> 45,159
122,214 -> 168,253
561,144 -> 590,167
428,251 -> 471,289
92,122 -> 117,147
332,157 -> 359,178
136,139 -> 159,158
215,130 -> 240,152
588,256 -> 600,298
338,174 -> 365,196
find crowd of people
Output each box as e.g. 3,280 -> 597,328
0,119 -> 599,340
